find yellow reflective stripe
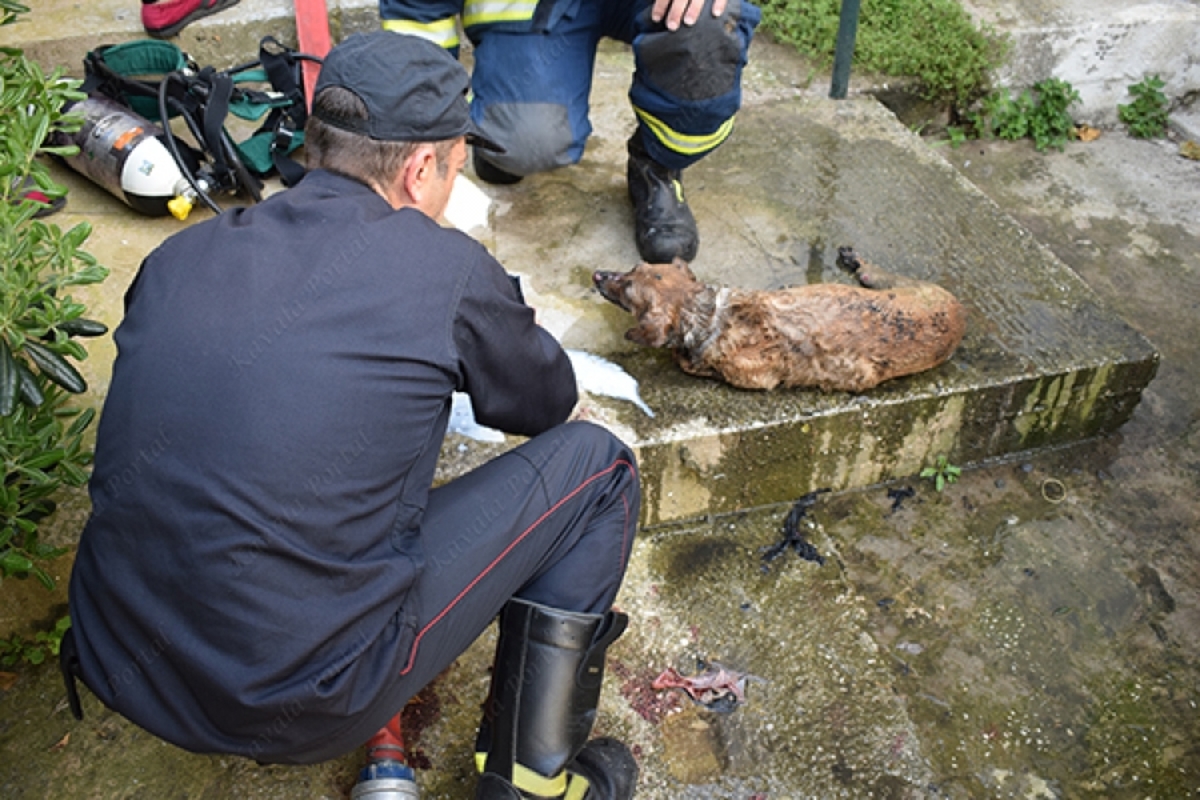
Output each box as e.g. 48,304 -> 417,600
564,772 -> 592,800
633,107 -> 736,155
381,17 -> 460,49
463,0 -> 538,27
474,755 -> 589,798
511,763 -> 568,797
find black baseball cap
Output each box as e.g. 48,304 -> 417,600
312,31 -> 504,152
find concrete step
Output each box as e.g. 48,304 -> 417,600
0,0 -> 379,70
3,7 -> 1159,528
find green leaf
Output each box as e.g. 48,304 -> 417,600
0,338 -> 17,416
32,541 -> 67,559
58,317 -> 109,338
22,340 -> 86,393
66,406 -> 96,437
0,549 -> 34,574
22,447 -> 65,470
58,461 -> 89,487
14,360 -> 43,407
62,220 -> 92,250
31,564 -> 55,591
57,339 -> 88,362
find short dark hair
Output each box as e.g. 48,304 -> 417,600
304,86 -> 455,184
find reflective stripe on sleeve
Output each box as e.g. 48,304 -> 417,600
381,16 -> 460,49
463,0 -> 539,27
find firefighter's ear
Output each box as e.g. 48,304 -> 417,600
400,144 -> 439,206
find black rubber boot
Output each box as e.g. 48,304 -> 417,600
474,598 -> 637,799
626,134 -> 699,264
474,148 -> 523,185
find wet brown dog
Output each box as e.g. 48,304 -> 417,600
592,247 -> 967,391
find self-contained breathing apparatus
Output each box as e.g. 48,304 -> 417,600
52,37 -> 319,219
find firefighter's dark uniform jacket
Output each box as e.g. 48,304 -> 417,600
379,0 -> 761,175
67,169 -> 578,760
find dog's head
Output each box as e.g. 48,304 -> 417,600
592,259 -> 704,348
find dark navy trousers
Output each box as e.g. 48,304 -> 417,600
318,420 -> 639,763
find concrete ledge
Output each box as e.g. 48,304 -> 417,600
438,72 -> 1159,525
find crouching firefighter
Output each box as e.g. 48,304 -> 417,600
379,0 -> 761,264
60,32 -> 641,800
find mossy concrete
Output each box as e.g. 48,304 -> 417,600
11,453 -> 1200,798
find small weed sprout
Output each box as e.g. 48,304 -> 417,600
0,615 -> 70,666
921,455 -> 962,492
1119,75 -> 1169,139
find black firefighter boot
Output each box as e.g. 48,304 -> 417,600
474,149 -> 524,185
626,133 -> 699,264
474,597 -> 638,799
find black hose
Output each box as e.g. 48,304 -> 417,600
157,72 -> 222,214
151,50 -> 326,215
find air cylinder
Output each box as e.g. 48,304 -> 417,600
52,94 -> 188,217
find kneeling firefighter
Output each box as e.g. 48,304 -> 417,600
379,0 -> 761,264
62,31 -> 641,800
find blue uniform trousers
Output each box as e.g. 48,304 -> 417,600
378,0 -> 760,173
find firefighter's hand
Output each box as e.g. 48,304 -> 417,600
651,0 -> 727,31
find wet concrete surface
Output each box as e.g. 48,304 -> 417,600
445,41 -> 1161,526
0,4 -> 1166,525
2,26 -> 1200,800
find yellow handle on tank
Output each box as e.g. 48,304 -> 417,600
167,194 -> 194,221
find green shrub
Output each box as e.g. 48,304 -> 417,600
964,77 -> 1080,151
1119,75 -> 1170,139
759,0 -> 1010,109
1,4 -> 109,591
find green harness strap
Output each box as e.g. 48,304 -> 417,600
83,38 -> 307,180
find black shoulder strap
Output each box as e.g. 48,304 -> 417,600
254,36 -> 314,186
258,36 -> 308,129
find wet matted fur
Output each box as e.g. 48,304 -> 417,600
593,247 -> 967,392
